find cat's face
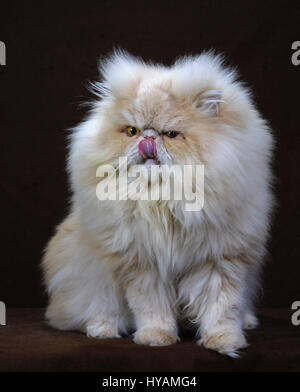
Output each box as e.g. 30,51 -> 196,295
94,71 -> 232,176
74,51 -> 253,199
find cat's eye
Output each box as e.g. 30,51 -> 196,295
127,126 -> 141,137
166,131 -> 179,138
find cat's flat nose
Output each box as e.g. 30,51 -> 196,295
143,129 -> 157,139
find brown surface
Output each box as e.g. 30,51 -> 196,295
0,308 -> 299,372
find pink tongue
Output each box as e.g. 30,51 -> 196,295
138,138 -> 157,159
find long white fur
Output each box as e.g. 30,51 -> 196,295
42,50 -> 274,356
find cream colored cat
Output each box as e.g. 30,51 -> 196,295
42,50 -> 274,357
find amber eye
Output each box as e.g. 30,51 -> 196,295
166,130 -> 179,138
127,126 -> 140,137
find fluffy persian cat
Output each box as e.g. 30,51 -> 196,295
42,50 -> 273,357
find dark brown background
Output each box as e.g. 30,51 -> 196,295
0,0 -> 299,308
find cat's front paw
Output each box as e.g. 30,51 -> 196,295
86,320 -> 120,339
198,329 -> 248,357
134,327 -> 179,346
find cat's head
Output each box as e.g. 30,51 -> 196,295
87,49 -> 253,170
70,49 -> 269,210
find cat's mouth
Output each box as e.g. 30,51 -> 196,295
138,138 -> 160,167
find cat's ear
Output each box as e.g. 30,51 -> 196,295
95,49 -> 144,99
194,89 -> 223,115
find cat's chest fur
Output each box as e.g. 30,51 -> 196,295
89,199 -> 206,279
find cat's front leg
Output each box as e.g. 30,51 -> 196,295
181,257 -> 252,357
125,269 -> 179,346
